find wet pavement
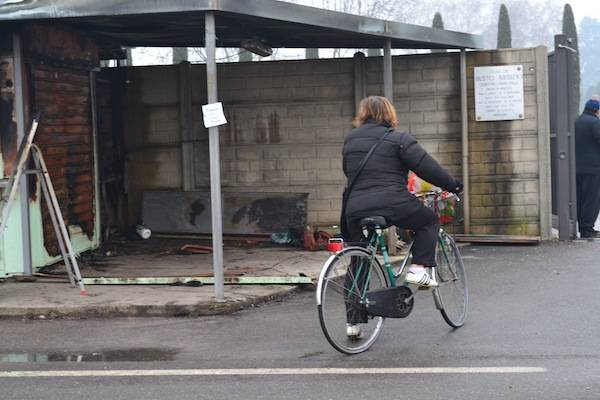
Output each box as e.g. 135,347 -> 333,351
0,238 -> 410,319
0,348 -> 178,363
0,244 -> 331,318
0,236 -> 595,320
1,240 -> 600,399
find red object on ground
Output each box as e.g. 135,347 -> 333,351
315,231 -> 333,248
305,227 -> 334,251
179,244 -> 213,255
303,226 -> 319,251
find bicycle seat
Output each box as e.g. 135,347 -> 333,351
359,216 -> 389,230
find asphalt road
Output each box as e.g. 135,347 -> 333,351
2,241 -> 600,400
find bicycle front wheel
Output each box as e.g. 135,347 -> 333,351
433,231 -> 468,328
316,247 -> 390,354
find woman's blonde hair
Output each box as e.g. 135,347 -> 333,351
352,96 -> 398,128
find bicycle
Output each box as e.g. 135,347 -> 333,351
316,190 -> 468,354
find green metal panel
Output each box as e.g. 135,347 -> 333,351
83,276 -> 314,285
0,153 -> 4,277
28,182 -> 100,270
0,182 -> 100,277
1,192 -> 25,277
29,190 -> 49,267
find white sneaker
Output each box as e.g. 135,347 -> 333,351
346,324 -> 361,338
405,268 -> 438,287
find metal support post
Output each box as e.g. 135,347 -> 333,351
383,38 -> 397,254
534,46 -> 552,240
383,38 -> 393,101
12,33 -> 32,275
90,71 -> 102,246
352,52 -> 367,113
205,11 -> 225,302
566,42 -> 578,239
554,35 -> 577,239
460,50 -> 470,234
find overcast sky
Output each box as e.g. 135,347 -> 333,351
552,0 -> 600,22
132,0 -> 600,65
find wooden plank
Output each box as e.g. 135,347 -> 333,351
453,234 -> 541,244
153,233 -> 271,242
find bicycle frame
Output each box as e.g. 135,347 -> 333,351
316,210 -> 467,354
352,227 -> 455,294
316,227 -> 456,308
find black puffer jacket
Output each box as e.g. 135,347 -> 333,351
575,111 -> 600,174
342,121 -> 458,219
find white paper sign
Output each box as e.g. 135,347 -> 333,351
474,65 -> 524,122
202,102 -> 228,128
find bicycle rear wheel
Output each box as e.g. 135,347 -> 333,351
433,231 -> 468,328
316,247 -> 390,354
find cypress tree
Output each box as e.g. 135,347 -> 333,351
432,12 -> 445,53
497,4 -> 512,49
432,12 -> 444,29
562,3 -> 580,114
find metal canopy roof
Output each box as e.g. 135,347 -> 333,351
0,0 -> 483,49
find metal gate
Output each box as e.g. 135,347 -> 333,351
548,34 -> 578,240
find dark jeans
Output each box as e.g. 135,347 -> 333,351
576,174 -> 600,232
347,202 -> 439,266
344,203 -> 439,324
344,256 -> 370,324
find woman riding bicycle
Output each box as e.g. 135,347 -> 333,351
342,96 -> 463,288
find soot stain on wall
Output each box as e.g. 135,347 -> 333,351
0,58 -> 17,177
187,199 -> 206,226
231,197 -> 306,232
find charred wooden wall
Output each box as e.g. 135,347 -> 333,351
0,31 -> 17,177
96,72 -> 126,236
23,24 -> 99,254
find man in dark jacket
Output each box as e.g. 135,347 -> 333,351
575,98 -> 600,238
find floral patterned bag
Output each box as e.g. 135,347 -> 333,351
408,172 -> 459,225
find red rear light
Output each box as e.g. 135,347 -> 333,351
327,238 -> 344,253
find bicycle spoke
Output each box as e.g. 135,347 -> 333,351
317,248 -> 389,354
434,232 -> 468,328
323,278 -> 351,297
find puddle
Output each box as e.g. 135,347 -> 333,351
0,348 -> 178,363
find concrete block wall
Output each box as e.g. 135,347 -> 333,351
121,66 -> 183,223
121,59 -> 355,227
366,53 -> 463,180
466,48 -> 549,236
194,55 -> 460,228
194,59 -> 355,227
117,48 -> 549,236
